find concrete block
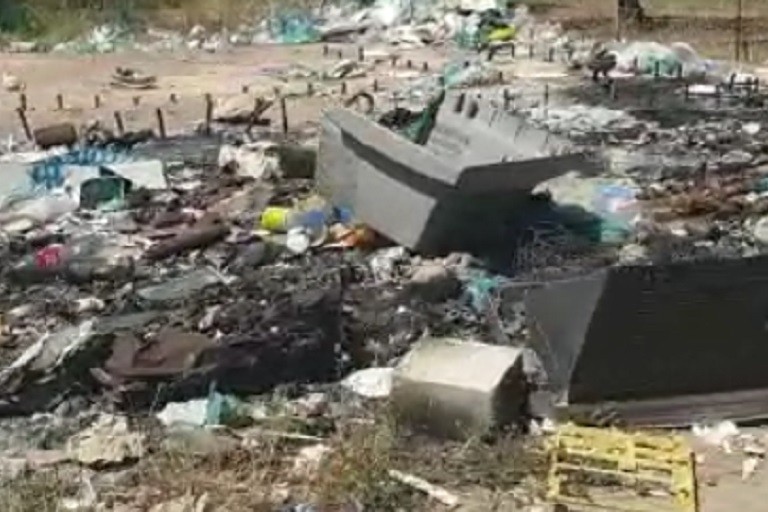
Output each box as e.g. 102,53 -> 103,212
391,337 -> 526,439
317,93 -> 597,254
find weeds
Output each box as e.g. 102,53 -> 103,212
316,419 -> 423,510
0,470 -> 69,512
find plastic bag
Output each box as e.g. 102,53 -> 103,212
271,12 -> 319,44
590,184 -> 640,243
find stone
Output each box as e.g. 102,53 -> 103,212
0,456 -> 28,482
391,337 -> 526,439
291,393 -> 329,418
752,216 -> 768,245
66,414 -> 146,467
291,444 -> 332,478
408,262 -> 461,302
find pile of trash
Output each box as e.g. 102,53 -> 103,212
8,3 -> 768,509
6,0 -> 546,54
0,105 -> 536,508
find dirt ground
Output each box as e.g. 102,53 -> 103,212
0,43 -> 453,144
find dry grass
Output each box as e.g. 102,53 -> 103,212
0,470 -> 71,512
118,419 -> 423,511
0,408 -> 546,512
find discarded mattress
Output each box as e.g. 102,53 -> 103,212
317,93 -> 596,254
524,255 -> 768,427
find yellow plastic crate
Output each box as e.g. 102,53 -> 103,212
546,423 -> 698,512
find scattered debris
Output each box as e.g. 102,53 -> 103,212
388,469 -> 460,508
66,414 -> 146,467
2,71 -> 24,92
111,67 -> 158,89
341,367 -> 394,398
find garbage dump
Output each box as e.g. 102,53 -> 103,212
3,2 -> 768,510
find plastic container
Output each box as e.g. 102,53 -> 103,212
260,198 -> 333,242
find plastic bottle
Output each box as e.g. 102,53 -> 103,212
8,235 -> 135,284
259,196 -> 333,244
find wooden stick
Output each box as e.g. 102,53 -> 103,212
279,96 -> 288,135
155,108 -> 166,139
388,470 -> 459,508
93,94 -> 101,109
736,0 -> 744,61
113,111 -> 125,136
204,93 -> 213,135
19,93 -> 27,111
56,93 -> 64,110
17,108 -> 32,141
